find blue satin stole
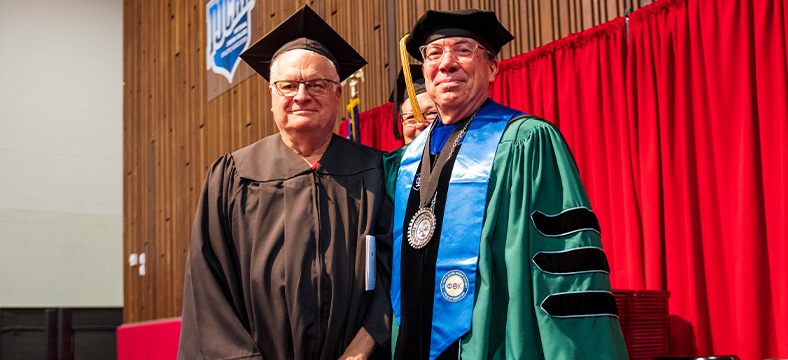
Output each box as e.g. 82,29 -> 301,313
391,100 -> 524,359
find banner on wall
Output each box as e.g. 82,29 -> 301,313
206,0 -> 255,83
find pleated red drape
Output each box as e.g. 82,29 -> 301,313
338,102 -> 405,151
491,0 -> 788,358
627,1 -> 787,358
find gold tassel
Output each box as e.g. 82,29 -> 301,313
399,34 -> 425,124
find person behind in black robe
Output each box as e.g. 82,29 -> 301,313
390,64 -> 438,145
177,5 -> 392,360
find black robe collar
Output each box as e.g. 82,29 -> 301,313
232,133 -> 380,181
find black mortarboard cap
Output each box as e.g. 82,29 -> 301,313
240,5 -> 367,82
390,64 -> 426,139
405,9 -> 514,61
388,64 -> 426,103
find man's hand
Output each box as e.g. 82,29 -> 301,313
337,326 -> 377,360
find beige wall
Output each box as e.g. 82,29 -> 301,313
0,0 -> 123,306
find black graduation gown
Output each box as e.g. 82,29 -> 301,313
178,134 -> 393,360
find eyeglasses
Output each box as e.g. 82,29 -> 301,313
272,79 -> 338,97
419,43 -> 484,64
401,111 -> 439,126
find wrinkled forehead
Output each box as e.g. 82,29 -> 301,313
423,31 -> 490,51
270,49 -> 339,81
425,36 -> 483,48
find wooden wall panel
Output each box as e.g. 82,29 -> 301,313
123,0 -> 651,323
394,0 -> 648,62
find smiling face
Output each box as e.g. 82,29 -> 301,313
422,37 -> 498,124
269,49 -> 341,138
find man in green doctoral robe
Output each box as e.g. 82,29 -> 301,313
385,9 -> 629,360
178,6 -> 392,360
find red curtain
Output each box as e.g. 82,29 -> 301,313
338,101 -> 405,151
490,0 -> 788,358
627,1 -> 787,358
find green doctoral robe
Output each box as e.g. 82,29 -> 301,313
384,109 -> 629,359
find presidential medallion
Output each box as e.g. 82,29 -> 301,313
408,208 -> 436,249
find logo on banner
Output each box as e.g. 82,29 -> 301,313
206,0 -> 255,83
440,270 -> 469,302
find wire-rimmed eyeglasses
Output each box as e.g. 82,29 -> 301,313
272,79 -> 338,97
400,110 -> 439,126
418,43 -> 484,64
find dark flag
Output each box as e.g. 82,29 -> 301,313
346,98 -> 361,143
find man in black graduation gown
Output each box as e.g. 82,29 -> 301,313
177,6 -> 392,360
391,64 -> 438,145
